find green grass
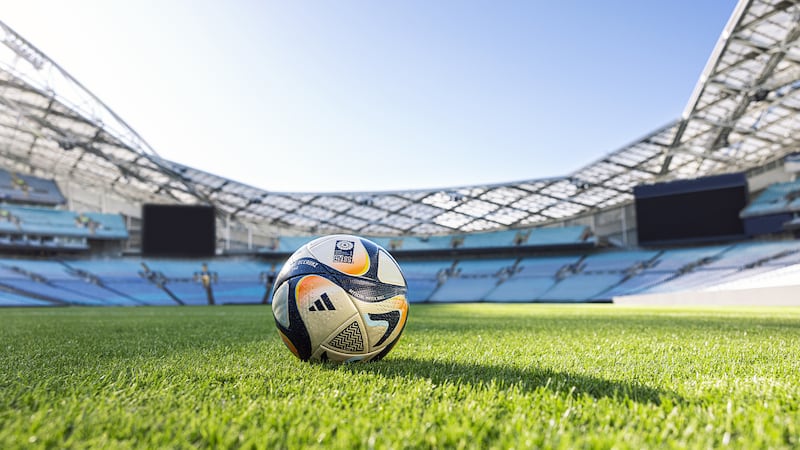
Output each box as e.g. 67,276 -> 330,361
1,304 -> 800,449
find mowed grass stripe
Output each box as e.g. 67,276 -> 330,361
1,304 -> 799,449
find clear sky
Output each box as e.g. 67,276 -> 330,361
5,1 -> 737,193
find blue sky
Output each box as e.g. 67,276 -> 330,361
5,1 -> 737,192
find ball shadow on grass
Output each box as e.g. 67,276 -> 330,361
338,357 -> 677,405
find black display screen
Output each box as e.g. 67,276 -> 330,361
634,173 -> 748,245
141,204 -> 216,257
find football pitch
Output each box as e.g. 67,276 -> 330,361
1,304 -> 799,449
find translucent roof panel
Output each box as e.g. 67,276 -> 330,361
2,0 -> 799,238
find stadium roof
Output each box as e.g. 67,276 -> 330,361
1,0 -> 799,237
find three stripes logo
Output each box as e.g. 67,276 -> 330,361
308,292 -> 336,311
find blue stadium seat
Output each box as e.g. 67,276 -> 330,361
160,282 -> 211,305
703,241 -> 800,270
406,278 -> 438,303
208,260 -> 273,304
401,260 -> 453,277
0,279 -> 106,305
83,212 -> 129,239
212,282 -> 267,304
459,230 -> 523,249
3,205 -> 86,237
647,246 -> 730,271
0,169 -> 66,205
0,290 -> 57,306
101,281 -> 178,306
141,260 -> 211,279
540,274 -> 626,301
514,256 -> 580,277
51,280 -> 142,306
484,277 -> 557,302
641,269 -> 739,294
429,277 -> 499,302
580,250 -> 660,272
525,226 -> 592,247
595,272 -> 676,299
453,258 -> 517,276
740,180 -> 800,218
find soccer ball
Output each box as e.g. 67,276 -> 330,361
271,234 -> 409,363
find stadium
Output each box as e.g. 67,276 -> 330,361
1,0 -> 800,448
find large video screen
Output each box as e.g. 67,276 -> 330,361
141,204 -> 216,257
634,173 -> 748,245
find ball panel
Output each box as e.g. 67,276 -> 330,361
377,249 -> 406,286
327,320 -> 365,352
271,282 -> 290,328
271,279 -> 312,360
277,329 -> 300,358
352,295 -> 409,352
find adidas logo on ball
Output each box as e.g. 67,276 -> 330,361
308,293 -> 336,311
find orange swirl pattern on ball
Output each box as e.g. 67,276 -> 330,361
395,297 -> 409,330
294,275 -> 330,305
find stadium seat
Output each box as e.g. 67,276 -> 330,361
539,273 -> 626,302
429,277 -> 499,302
484,277 -> 557,302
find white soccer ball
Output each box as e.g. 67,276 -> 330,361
271,234 -> 409,362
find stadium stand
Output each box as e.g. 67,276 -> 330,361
383,235 -> 456,252
0,168 -> 66,206
740,179 -> 800,236
80,212 -> 129,239
645,246 -> 731,272
428,258 -> 517,302
209,260 -> 275,305
0,170 -> 129,251
0,170 -> 128,253
524,226 -> 595,248
0,259 -> 108,305
634,240 -> 800,296
400,260 -> 454,303
701,241 -> 800,270
484,276 -> 557,302
705,263 -> 800,292
741,180 -> 800,217
4,206 -> 87,237
595,272 -> 676,299
1,239 -> 800,306
60,260 -> 179,306
580,250 -> 660,273
429,277 -> 498,303
0,199 -> 127,252
542,273 -> 627,302
451,230 -> 523,249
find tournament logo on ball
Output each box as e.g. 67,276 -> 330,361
333,240 -> 355,263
